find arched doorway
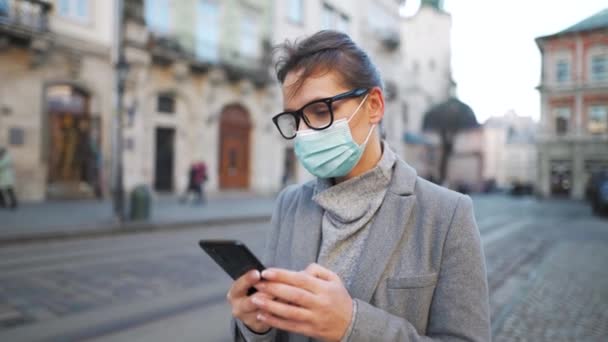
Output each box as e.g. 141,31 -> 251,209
219,104 -> 251,189
46,84 -> 101,198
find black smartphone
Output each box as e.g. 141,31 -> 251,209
199,239 -> 265,295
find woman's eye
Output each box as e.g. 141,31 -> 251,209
306,104 -> 330,117
330,102 -> 342,113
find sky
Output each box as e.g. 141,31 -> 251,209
440,0 -> 608,123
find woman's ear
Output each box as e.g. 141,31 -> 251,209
367,87 -> 385,124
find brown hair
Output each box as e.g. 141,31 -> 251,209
274,30 -> 383,95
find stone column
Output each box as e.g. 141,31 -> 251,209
571,141 -> 585,200
537,145 -> 550,198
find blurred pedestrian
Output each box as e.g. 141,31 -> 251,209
227,30 -> 490,341
181,161 -> 207,204
197,161 -> 208,204
0,146 -> 18,210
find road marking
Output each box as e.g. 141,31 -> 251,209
477,215 -> 517,233
481,218 -> 535,245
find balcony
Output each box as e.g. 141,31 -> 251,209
219,42 -> 272,87
0,0 -> 52,38
146,34 -> 193,66
146,33 -> 272,86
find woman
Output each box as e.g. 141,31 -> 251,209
228,30 -> 490,342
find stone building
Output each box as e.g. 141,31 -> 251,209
536,8 -> 608,199
400,1 -> 454,178
0,0 -> 116,201
120,0 -> 281,195
446,128 -> 483,192
483,111 -> 537,191
0,0 -> 461,201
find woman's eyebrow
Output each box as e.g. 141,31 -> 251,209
284,95 -> 329,112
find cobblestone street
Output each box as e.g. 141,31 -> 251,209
479,197 -> 608,341
0,195 -> 606,341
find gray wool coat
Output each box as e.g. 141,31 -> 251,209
233,158 -> 491,341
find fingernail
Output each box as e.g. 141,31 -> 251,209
261,270 -> 274,279
257,313 -> 265,321
251,270 -> 260,280
252,297 -> 263,306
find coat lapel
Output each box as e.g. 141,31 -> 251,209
349,160 -> 418,303
289,184 -> 324,272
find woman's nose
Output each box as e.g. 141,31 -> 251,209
298,120 -> 308,131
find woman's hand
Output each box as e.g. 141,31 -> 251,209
227,270 -> 272,334
252,263 -> 353,342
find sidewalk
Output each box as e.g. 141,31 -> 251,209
0,192 -> 277,245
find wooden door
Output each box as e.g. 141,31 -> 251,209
219,105 -> 251,189
47,86 -> 91,184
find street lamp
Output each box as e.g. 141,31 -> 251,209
117,56 -> 129,91
113,53 -> 129,222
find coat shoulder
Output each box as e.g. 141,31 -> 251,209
413,177 -> 472,229
414,177 -> 464,205
276,180 -> 315,210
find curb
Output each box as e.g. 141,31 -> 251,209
0,214 -> 272,247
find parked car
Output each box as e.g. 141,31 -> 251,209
586,171 -> 608,216
509,181 -> 534,196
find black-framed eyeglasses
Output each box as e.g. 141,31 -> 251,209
272,88 -> 369,139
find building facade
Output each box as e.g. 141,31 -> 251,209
400,2 -> 454,178
483,111 -> 537,190
0,0 -> 116,201
446,128 -> 483,193
536,9 -> 608,199
0,0 -> 459,201
119,0 -> 284,196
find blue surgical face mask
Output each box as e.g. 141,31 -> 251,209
294,94 -> 375,178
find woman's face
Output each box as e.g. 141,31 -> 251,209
282,70 -> 382,145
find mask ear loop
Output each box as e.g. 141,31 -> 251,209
361,123 -> 376,146
347,93 -> 375,146
346,94 -> 370,124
